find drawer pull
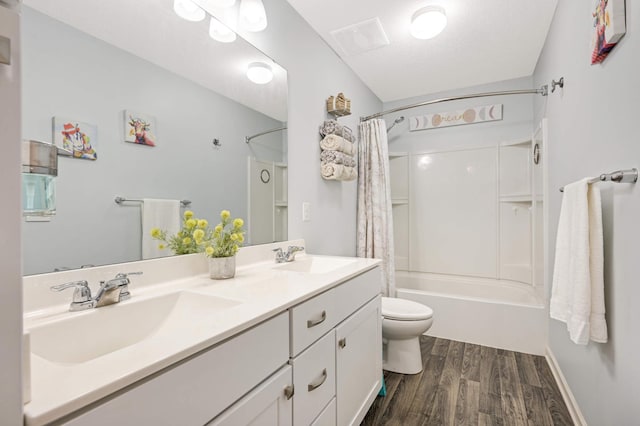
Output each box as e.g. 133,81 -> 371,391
307,368 -> 327,392
306,310 -> 327,328
284,385 -> 294,400
338,338 -> 347,349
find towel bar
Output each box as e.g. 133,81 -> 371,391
559,168 -> 638,192
114,197 -> 191,206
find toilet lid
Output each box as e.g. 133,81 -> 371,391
381,297 -> 433,320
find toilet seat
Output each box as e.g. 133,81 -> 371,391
381,297 -> 433,321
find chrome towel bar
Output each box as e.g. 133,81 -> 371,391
114,196 -> 191,206
559,168 -> 638,192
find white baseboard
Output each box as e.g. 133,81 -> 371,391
544,346 -> 587,426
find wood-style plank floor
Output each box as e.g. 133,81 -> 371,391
362,336 -> 573,426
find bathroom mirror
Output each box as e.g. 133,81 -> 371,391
21,0 -> 288,275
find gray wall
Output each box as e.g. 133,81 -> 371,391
382,76 -> 535,152
21,7 -> 283,274
534,1 -> 640,423
233,0 -> 383,256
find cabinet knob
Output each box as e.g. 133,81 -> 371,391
283,385 -> 294,400
338,338 -> 347,349
306,310 -> 327,328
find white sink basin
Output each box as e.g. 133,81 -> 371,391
273,257 -> 357,274
29,292 -> 241,364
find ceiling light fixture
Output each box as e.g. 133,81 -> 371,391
239,0 -> 268,32
246,62 -> 273,84
209,17 -> 237,43
410,6 -> 447,40
173,0 -> 206,22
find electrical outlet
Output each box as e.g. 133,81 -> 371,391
302,202 -> 311,222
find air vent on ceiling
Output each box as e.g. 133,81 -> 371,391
330,17 -> 390,57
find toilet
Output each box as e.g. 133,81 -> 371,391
381,297 -> 434,375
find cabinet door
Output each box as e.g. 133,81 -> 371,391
208,365 -> 292,426
335,296 -> 382,426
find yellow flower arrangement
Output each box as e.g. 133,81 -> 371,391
204,210 -> 245,258
150,209 -> 245,258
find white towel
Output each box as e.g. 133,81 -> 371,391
321,163 -> 357,181
141,199 -> 181,260
550,178 -> 607,344
320,134 -> 356,156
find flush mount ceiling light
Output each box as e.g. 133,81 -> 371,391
174,0 -> 206,22
246,62 -> 273,84
209,17 -> 237,42
410,6 -> 447,40
239,0 -> 268,32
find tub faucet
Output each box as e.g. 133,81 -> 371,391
273,246 -> 305,263
94,272 -> 142,307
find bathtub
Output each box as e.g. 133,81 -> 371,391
395,271 -> 547,355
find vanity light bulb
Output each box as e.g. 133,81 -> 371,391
410,6 -> 447,40
239,0 -> 268,32
246,62 -> 273,84
173,0 -> 206,22
209,17 -> 237,43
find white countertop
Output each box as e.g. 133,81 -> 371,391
22,246 -> 380,425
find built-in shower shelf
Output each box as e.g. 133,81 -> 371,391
500,194 -> 532,203
392,199 -> 409,205
275,201 -> 288,207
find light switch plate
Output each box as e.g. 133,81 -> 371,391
0,35 -> 10,65
302,202 -> 310,222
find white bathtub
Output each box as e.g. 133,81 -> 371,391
395,271 -> 547,355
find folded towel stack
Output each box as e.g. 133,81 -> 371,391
319,120 -> 355,143
319,123 -> 357,181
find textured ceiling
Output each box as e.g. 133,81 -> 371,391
287,0 -> 558,102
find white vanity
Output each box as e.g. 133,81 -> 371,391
22,240 -> 382,425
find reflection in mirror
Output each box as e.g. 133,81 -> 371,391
21,0 -> 288,275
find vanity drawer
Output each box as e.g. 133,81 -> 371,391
334,267 -> 381,322
63,313 -> 289,426
290,288 -> 337,356
292,330 -> 336,426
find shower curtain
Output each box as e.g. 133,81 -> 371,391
357,119 -> 396,297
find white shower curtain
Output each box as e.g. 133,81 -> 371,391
357,119 -> 396,297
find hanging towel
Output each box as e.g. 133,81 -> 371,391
141,199 -> 181,260
321,163 -> 357,181
320,134 -> 356,156
550,178 -> 607,344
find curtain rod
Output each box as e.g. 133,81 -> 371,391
360,87 -> 548,122
245,126 -> 287,144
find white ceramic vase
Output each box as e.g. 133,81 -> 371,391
208,256 -> 236,279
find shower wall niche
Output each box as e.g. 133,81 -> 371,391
390,137 -> 543,285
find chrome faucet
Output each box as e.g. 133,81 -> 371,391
51,272 -> 142,311
50,280 -> 96,311
273,246 -> 305,263
94,272 -> 141,307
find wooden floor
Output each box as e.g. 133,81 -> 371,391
362,336 -> 573,426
